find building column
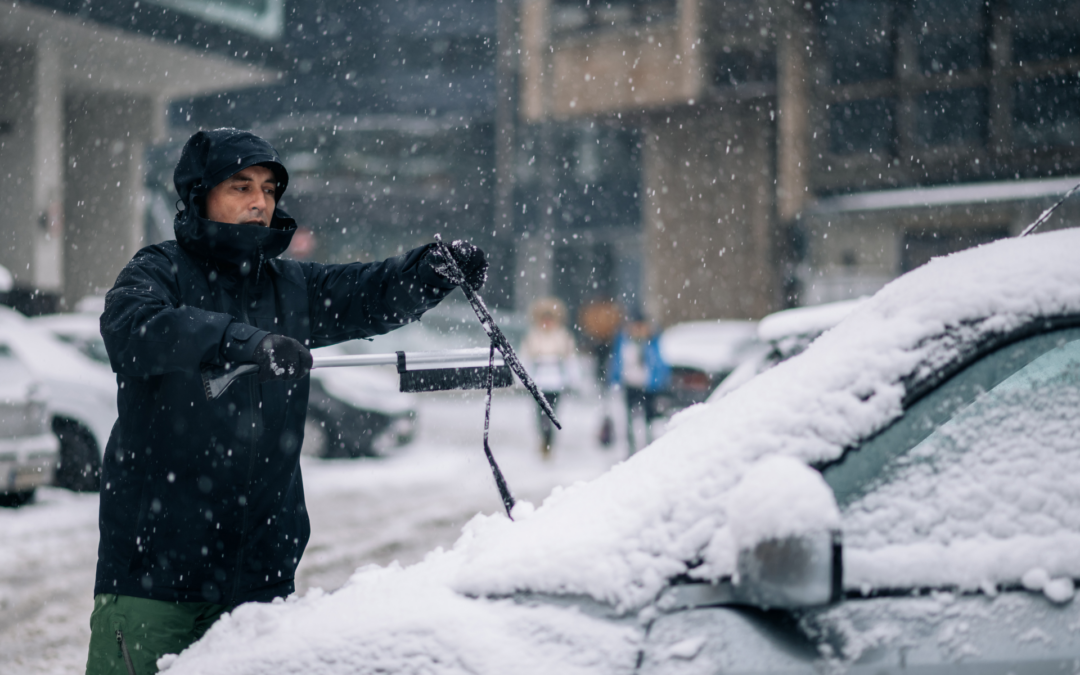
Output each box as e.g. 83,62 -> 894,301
642,104 -> 777,325
32,39 -> 66,294
64,93 -> 153,304
0,40 -> 65,305
776,2 -> 811,223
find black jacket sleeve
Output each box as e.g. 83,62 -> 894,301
100,246 -> 262,377
303,244 -> 456,347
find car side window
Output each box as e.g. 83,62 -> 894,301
824,327 -> 1080,552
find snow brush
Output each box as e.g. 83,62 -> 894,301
432,234 -> 561,430
431,234 -> 562,520
201,348 -> 513,400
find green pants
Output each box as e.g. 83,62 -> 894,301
86,594 -> 229,675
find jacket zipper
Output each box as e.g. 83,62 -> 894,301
116,630 -> 137,675
231,271 -> 262,603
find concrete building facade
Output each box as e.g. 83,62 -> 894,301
0,2 -> 275,311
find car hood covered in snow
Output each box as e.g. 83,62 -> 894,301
162,228 -> 1080,675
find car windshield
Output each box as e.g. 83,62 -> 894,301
823,327 -> 1080,506
822,326 -> 1080,588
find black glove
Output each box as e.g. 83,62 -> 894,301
426,240 -> 488,292
252,334 -> 313,383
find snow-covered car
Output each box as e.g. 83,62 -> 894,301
709,298 -> 867,400
1,307 -> 117,492
159,227 -> 1080,674
32,309 -> 420,461
0,342 -> 59,507
657,319 -> 761,411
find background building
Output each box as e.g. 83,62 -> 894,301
519,0 -> 1080,325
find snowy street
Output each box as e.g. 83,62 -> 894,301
0,389 -> 624,674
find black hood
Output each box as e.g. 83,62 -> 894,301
174,128 -> 289,204
173,129 -> 296,268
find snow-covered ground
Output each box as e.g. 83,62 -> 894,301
0,388 -> 625,674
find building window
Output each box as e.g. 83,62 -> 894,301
1011,0 -> 1080,64
915,88 -> 988,147
713,49 -> 776,88
914,0 -> 987,74
829,98 -> 896,156
814,0 -> 1080,189
552,0 -> 677,33
822,0 -> 895,84
1014,75 -> 1080,147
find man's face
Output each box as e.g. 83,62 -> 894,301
204,165 -> 277,227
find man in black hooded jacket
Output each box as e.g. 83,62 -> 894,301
86,128 -> 487,674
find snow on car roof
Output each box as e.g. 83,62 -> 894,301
163,228 -> 1080,674
659,320 -> 759,372
756,298 -> 867,343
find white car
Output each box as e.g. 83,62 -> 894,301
2,307 -> 117,491
709,298 -> 867,400
657,320 -> 762,411
0,342 -> 59,506
161,226 -> 1080,675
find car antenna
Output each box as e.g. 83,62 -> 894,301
1018,179 -> 1080,237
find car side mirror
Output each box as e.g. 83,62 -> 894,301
659,457 -> 844,613
733,529 -> 842,609
726,455 -> 844,610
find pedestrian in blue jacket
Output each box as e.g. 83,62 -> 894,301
608,318 -> 670,455
87,128 -> 486,674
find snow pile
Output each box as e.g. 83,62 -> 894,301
1021,568 -> 1076,605
163,548 -> 641,675
726,455 -> 840,550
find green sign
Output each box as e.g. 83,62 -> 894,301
145,0 -> 284,40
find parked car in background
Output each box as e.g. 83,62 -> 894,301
656,319 -> 762,412
305,319 -> 485,458
30,309 -> 111,365
34,304 -> 422,461
0,307 -> 116,492
709,298 -> 867,401
163,228 -> 1080,675
304,342 -> 418,459
0,342 -> 59,507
